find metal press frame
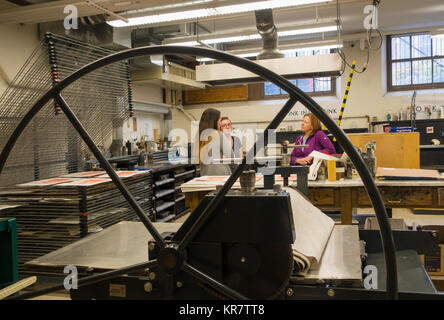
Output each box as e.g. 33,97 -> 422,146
0,45 -> 398,300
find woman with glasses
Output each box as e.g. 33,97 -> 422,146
220,117 -> 243,159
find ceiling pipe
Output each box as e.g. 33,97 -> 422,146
255,9 -> 284,60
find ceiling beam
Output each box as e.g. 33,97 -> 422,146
0,0 -> 192,24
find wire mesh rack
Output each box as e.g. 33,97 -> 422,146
0,33 -> 130,187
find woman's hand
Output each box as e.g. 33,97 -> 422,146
296,156 -> 313,165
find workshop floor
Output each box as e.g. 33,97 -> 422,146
22,209 -> 444,300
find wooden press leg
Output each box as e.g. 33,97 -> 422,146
190,193 -> 200,212
340,187 -> 353,225
185,193 -> 192,211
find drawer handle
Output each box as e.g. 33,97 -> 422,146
387,200 -> 402,204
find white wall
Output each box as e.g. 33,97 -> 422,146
0,23 -> 40,96
127,83 -> 166,143
174,36 -> 444,140
123,112 -> 162,143
132,83 -> 163,104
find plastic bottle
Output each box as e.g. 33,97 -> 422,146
386,112 -> 392,121
398,108 -> 402,121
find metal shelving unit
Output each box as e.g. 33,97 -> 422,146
150,163 -> 198,222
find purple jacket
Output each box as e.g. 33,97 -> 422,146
290,130 -> 336,164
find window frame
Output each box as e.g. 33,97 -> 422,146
255,48 -> 338,99
256,76 -> 337,100
387,32 -> 444,92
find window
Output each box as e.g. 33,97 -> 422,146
263,49 -> 336,97
387,32 -> 444,91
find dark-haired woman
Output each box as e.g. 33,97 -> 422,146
194,108 -> 232,176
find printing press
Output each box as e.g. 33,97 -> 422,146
2,45 -> 444,300
62,172 -> 442,300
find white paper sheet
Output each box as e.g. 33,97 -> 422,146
284,186 -> 335,275
308,151 -> 340,181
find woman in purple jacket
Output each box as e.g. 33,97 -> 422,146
290,113 -> 336,165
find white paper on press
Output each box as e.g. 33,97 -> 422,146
307,151 -> 339,180
284,186 -> 335,276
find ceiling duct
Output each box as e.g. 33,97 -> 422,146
131,28 -> 161,70
129,25 -> 206,90
255,9 -> 283,60
130,25 -> 194,70
38,15 -> 131,50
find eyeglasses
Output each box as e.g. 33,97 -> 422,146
221,123 -> 232,128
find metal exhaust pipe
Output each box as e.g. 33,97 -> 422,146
255,9 -> 284,60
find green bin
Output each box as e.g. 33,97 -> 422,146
0,217 -> 19,289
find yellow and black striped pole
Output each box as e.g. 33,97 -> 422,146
333,59 -> 356,141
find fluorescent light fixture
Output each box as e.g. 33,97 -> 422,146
197,52 -> 260,61
163,22 -> 338,46
431,28 -> 444,39
165,41 -> 200,46
108,0 -> 333,27
167,35 -> 262,46
277,25 -> 337,37
196,42 -> 342,62
281,44 -> 342,53
202,34 -> 262,44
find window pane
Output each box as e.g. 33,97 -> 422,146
264,82 -> 281,95
296,50 -> 313,57
313,48 -> 330,55
391,36 -> 411,60
284,51 -> 297,58
392,61 -> 411,86
433,58 -> 444,83
412,60 -> 432,84
314,77 -> 331,92
433,37 -> 444,56
412,34 -> 431,58
297,78 -> 314,92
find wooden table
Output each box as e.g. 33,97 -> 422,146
184,179 -> 444,225
309,179 -> 444,224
